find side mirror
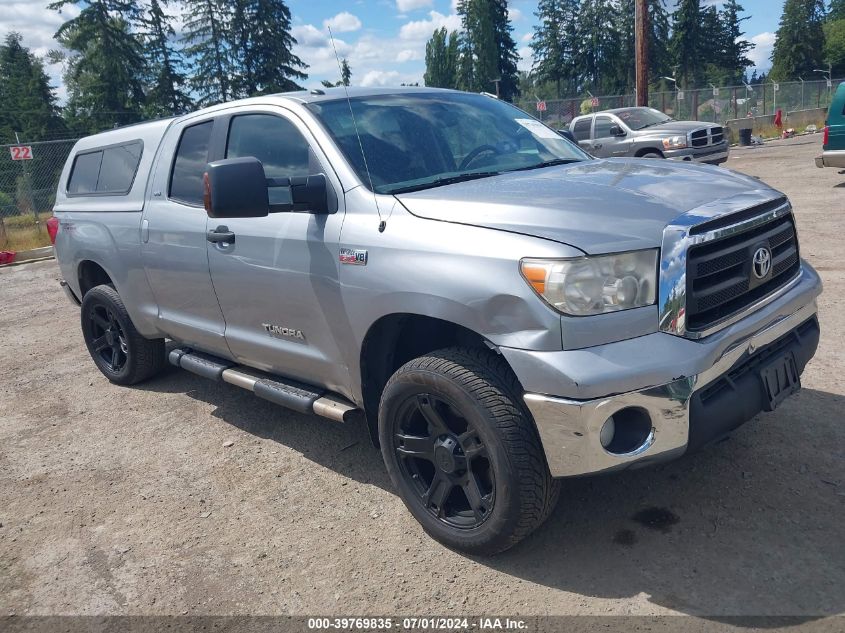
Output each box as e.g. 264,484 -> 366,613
286,174 -> 331,214
204,157 -> 269,219
610,125 -> 626,137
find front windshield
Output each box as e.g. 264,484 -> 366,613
308,92 -> 589,194
615,107 -> 672,130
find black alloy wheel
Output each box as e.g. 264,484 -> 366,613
87,303 -> 129,373
393,392 -> 495,529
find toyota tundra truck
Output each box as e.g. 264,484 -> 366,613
53,87 -> 822,555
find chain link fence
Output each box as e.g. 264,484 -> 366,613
0,138 -> 78,251
524,78 -> 844,129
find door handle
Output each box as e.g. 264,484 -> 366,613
207,225 -> 235,244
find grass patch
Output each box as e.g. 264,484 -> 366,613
0,212 -> 53,251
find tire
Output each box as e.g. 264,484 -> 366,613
378,347 -> 560,555
639,151 -> 664,159
80,284 -> 166,385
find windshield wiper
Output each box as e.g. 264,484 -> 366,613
509,158 -> 580,172
388,171 -> 501,194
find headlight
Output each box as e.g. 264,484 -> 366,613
662,135 -> 688,150
521,250 -> 658,316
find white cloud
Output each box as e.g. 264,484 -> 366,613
509,7 -> 524,21
521,32 -> 533,43
399,10 -> 461,41
292,24 -> 330,47
323,11 -> 362,34
747,32 -> 775,70
361,69 -> 402,86
517,46 -> 533,73
396,0 -> 433,11
396,49 -> 422,63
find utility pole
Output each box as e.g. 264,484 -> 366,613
635,0 -> 649,107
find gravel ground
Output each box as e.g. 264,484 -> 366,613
0,136 -> 843,625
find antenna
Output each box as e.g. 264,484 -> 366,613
327,27 -> 385,232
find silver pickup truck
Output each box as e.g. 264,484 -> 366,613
570,106 -> 730,165
53,87 -> 821,555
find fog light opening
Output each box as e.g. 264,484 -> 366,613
601,407 -> 653,455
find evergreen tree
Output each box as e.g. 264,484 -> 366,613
182,0 -> 234,105
670,0 -> 703,88
531,0 -> 580,98
229,0 -> 307,97
824,18 -> 845,76
340,58 -> 352,87
829,0 -> 845,20
770,0 -> 827,81
491,0 -> 520,100
578,0 -> 622,93
321,59 -> 353,88
456,0 -> 499,94
647,0 -> 672,87
424,27 -> 459,88
137,0 -> 193,116
0,33 -> 66,143
718,1 -> 755,85
50,0 -> 146,132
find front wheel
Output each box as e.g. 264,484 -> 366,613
639,151 -> 664,159
378,348 -> 559,555
80,284 -> 166,385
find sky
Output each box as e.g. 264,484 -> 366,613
0,0 -> 783,102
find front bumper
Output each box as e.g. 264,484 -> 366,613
815,150 -> 845,168
665,145 -> 730,164
505,263 -> 822,477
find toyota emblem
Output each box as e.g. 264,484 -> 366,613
752,246 -> 772,279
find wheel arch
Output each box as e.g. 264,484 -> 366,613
635,147 -> 665,158
77,260 -> 115,297
359,313 -> 515,446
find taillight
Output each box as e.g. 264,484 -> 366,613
823,125 -> 830,147
46,216 -> 60,245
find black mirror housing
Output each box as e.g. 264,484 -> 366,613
610,125 -> 626,137
204,157 -> 269,219
292,174 -> 331,214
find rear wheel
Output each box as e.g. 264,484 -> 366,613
80,284 -> 165,385
379,347 -> 559,555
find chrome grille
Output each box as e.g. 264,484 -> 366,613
690,127 -> 725,148
685,209 -> 800,332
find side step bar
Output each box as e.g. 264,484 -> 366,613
168,348 -> 359,423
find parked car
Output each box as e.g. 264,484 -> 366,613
815,82 -> 845,169
570,106 -> 729,164
54,88 -> 820,555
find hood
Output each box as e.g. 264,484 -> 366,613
395,158 -> 781,254
636,120 -> 718,135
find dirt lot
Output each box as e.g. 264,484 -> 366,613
1,136 -> 843,624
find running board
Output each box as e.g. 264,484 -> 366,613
168,348 -> 358,423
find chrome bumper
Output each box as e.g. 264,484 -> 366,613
815,150 -> 845,168
518,265 -> 822,478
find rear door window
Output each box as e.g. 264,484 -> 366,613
593,116 -> 614,139
572,118 -> 592,141
170,121 -> 214,206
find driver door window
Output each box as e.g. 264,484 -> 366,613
226,114 -> 311,205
